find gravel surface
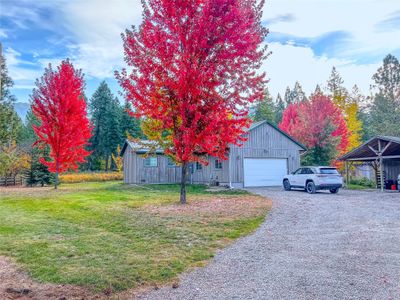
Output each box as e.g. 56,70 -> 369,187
139,188 -> 400,300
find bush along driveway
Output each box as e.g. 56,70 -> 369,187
140,188 -> 400,300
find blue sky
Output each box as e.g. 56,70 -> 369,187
1,0 -> 400,103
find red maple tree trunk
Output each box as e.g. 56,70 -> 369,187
180,162 -> 188,204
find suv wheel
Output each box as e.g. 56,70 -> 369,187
283,179 -> 291,191
330,188 -> 339,194
306,181 -> 316,194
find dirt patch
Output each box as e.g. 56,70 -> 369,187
144,195 -> 272,219
0,256 -> 98,300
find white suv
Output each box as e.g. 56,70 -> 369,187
283,166 -> 343,194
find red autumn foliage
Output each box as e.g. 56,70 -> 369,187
116,0 -> 268,164
279,94 -> 349,161
31,60 -> 92,183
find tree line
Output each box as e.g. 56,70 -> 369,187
1,50 -> 399,186
251,54 -> 400,166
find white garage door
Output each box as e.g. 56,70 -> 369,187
244,158 -> 288,187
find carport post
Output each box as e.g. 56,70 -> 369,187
378,140 -> 384,192
345,161 -> 349,188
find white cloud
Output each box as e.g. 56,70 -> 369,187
56,0 -> 142,78
4,47 -> 41,81
4,0 -> 399,99
263,43 -> 380,97
263,0 -> 400,59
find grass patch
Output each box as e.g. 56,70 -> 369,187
0,182 -> 270,293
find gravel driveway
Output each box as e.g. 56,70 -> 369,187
139,188 -> 400,300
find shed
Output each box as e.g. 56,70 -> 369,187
339,136 -> 400,190
121,120 -> 306,187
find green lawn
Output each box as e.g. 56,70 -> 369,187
0,182 -> 270,293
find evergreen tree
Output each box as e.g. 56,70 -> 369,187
120,100 -> 143,139
291,81 -> 307,103
369,54 -> 400,136
313,84 -> 323,95
23,108 -> 53,186
327,67 -> 346,98
369,94 -> 400,137
371,54 -> 400,102
0,49 -> 22,147
103,97 -> 123,170
275,93 -> 285,124
253,89 -> 276,123
350,85 -> 371,141
88,81 -> 122,170
284,86 -> 293,106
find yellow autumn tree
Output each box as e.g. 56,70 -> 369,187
0,141 -> 30,178
111,145 -> 123,172
328,68 -> 363,152
345,101 -> 363,150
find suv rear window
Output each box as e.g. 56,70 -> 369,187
319,168 -> 339,174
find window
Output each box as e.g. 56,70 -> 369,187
167,157 -> 176,167
144,156 -> 157,167
319,168 -> 339,175
293,168 -> 302,175
214,159 -> 222,169
301,168 -> 314,174
196,162 -> 203,170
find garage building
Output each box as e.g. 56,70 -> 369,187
121,120 -> 306,187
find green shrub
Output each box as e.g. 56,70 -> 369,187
349,177 -> 375,188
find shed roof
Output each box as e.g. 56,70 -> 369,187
120,120 -> 307,156
338,136 -> 400,161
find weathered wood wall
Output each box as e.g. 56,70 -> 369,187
123,150 -> 182,184
229,122 -> 303,187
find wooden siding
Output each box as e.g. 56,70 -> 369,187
124,149 -> 182,184
384,159 -> 400,181
123,150 -> 230,185
229,122 -> 303,187
191,156 -> 230,184
123,122 -> 303,186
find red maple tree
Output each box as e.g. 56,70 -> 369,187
279,94 -> 349,166
116,0 -> 268,203
31,60 -> 92,188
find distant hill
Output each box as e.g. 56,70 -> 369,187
14,102 -> 30,123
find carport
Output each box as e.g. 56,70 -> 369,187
339,136 -> 400,191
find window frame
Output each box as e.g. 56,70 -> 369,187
144,156 -> 158,167
167,157 -> 176,167
214,159 -> 223,169
196,162 -> 203,170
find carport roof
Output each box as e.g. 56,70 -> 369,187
338,136 -> 400,161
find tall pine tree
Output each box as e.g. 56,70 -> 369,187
0,47 -> 23,147
275,93 -> 285,124
89,81 -> 122,170
291,81 -> 307,103
253,89 -> 276,123
369,54 -> 400,136
22,109 -> 53,186
120,100 -> 143,140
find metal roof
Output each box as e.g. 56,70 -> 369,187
120,120 -> 307,156
338,136 -> 400,161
